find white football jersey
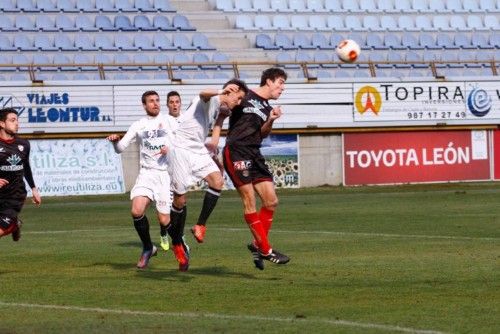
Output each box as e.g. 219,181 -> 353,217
174,95 -> 220,153
113,113 -> 178,171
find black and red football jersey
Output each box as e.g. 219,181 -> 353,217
0,137 -> 35,200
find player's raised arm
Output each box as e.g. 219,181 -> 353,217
107,123 -> 138,154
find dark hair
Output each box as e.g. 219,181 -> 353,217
141,90 -> 159,104
259,67 -> 287,87
223,78 -> 249,94
0,107 -> 18,122
167,90 -> 181,102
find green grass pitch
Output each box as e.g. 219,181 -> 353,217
1,183 -> 499,333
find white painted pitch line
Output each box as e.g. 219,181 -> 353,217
24,227 -> 500,242
0,301 -> 447,334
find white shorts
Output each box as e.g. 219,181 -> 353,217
170,147 -> 220,195
130,168 -> 172,214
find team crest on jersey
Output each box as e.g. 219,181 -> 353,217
7,154 -> 21,165
18,145 -> 24,152
233,160 -> 251,171
1,154 -> 23,171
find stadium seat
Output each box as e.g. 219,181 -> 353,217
271,0 -> 292,12
463,0 -> 480,12
394,0 -> 414,12
471,33 -> 493,49
96,15 -> 117,31
401,32 -> 420,49
134,54 -> 155,70
484,15 -> 499,30
359,0 -> 378,12
467,15 -> 487,30
293,33 -> 314,49
15,15 -> 36,31
116,0 -> 136,12
153,15 -> 174,30
73,73 -> 91,80
353,70 -> 370,77
0,0 -> 18,12
290,16 -> 310,30
153,53 -> 170,70
38,0 -> 58,12
311,32 -> 333,49
34,34 -> 58,51
276,52 -> 300,68
115,15 -> 136,31
216,0 -> 234,11
490,33 -> 500,48
76,0 -> 98,12
0,55 -> 12,71
173,53 -> 197,70
154,0 -> 175,11
415,16 -> 433,31
134,34 -> 156,50
429,1 -> 445,12
446,0 -> 465,12
0,35 -> 15,51
54,33 -> 77,50
192,71 -> 210,79
454,33 -> 474,49
153,33 -> 175,50
366,34 -> 385,49
363,16 -> 383,31
115,34 -> 136,50
194,53 -> 217,69
212,71 -> 230,79
327,16 -> 347,31
74,34 -> 98,51
173,33 -> 196,50
95,34 -> 118,51
0,16 -> 16,31
307,0 -> 327,12
73,54 -> 96,71
212,52 -> 232,69
384,33 -> 403,49
436,33 -> 455,49
253,0 -> 272,11
135,0 -> 156,12
289,0 -> 306,11
411,0 -> 429,12
334,70 -> 351,78
235,15 -> 253,29
51,73 -> 70,80
324,0 -> 341,12
296,51 -> 317,68
98,0 -> 118,12
308,15 -> 327,30
132,72 -> 151,80
115,54 -> 135,70
55,14 -> 77,31
314,51 -> 333,67
256,33 -> 277,49
17,0 -> 37,12
234,0 -> 252,11
330,34 -> 344,48
406,51 -> 426,68
153,71 -> 169,79
173,14 -> 195,30
479,0 -> 496,11
397,16 -> 416,31
192,33 -> 215,50
134,15 -> 154,30
35,15 -> 57,31
273,15 -> 290,30
57,0 -> 78,12
433,16 -> 450,31
345,15 -> 363,31
275,33 -> 295,49
449,15 -> 467,31
14,35 -> 36,50
95,53 -> 113,65
419,33 -> 439,49
10,73 -> 31,81
76,16 -> 98,31
33,54 -> 54,71
254,15 -> 272,29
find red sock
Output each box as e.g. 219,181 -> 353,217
259,207 -> 274,237
244,212 -> 271,254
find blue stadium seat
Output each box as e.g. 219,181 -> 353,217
34,34 -> 58,51
116,0 -> 136,12
0,0 -> 18,12
296,51 -> 317,68
347,32 -> 365,48
363,16 -> 382,31
463,0 -> 480,12
154,0 -> 175,11
353,70 -> 370,77
0,16 -> 15,31
334,70 -> 351,78
216,0 -> 234,11
479,0 -> 496,11
411,0 -> 429,12
484,15 -> 499,30
293,33 -> 314,49
273,15 -> 290,30
134,54 -> 155,70
17,0 -> 37,12
454,33 -> 474,48
441,52 -> 461,68
153,53 -> 170,69
276,52 -> 300,68
429,1 -> 445,11
38,0 -> 58,12
54,34 -> 77,50
467,15 -> 486,30
96,34 -> 118,50
75,34 -> 98,51
98,0 -> 117,11
311,32 -> 333,49
390,52 -> 409,68
235,15 -> 253,29
433,16 -> 450,31
15,15 -> 36,31
289,0 -> 306,11
366,34 -> 385,49
10,73 -> 31,81
14,35 -> 36,50
254,0 -> 272,11
212,52 -> 232,69
256,33 -> 277,49
115,54 -> 135,70
55,14 -> 77,31
134,15 -> 155,30
275,33 -> 295,49
377,0 -> 396,12
330,34 -> 344,48
173,14 -> 195,30
449,15 -> 467,31
0,35 -> 15,50
76,0 -> 98,12
57,0 -> 78,12
36,15 -> 57,31
314,51 -> 333,67
345,15 -> 363,31
327,16 -> 347,31
12,54 -> 31,67
192,33 -> 215,50
436,33 -> 455,49
290,16 -> 310,30
173,53 -> 197,70
153,71 -> 169,79
415,15 -> 433,31
235,0 -> 253,11
115,34 -> 136,50
308,15 -> 327,30
135,0 -> 156,12
0,55 -> 13,71
115,15 -> 136,31
134,34 -> 156,50
33,54 -> 54,71
359,0 -> 378,12
343,0 -> 360,12
173,33 -> 196,50
406,51 -> 426,68
271,0 -> 292,12
51,73 -> 70,80
384,33 -> 403,49
75,16 -> 98,31
401,32 -> 420,49
153,33 -> 175,50
394,0 -> 414,12
471,33 -> 493,49
53,53 -> 75,71
307,0 -> 327,12
96,15 -> 117,31
397,16 -> 415,31
192,71 -> 210,79
153,15 -> 174,30
212,71 -> 230,79
193,53 -> 217,69
73,54 -> 96,71
419,33 -> 439,49
254,15 -> 272,29
446,0 -> 465,12
490,33 -> 500,48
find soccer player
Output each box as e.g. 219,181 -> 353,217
169,79 -> 248,247
159,90 -> 183,252
0,108 -> 41,241
222,68 -> 290,270
106,91 -> 188,271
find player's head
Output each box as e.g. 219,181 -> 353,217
141,91 -> 160,116
0,108 -> 19,137
259,67 -> 287,100
167,90 -> 181,118
221,78 -> 249,109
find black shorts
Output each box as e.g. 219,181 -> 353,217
223,145 -> 273,188
0,198 -> 24,218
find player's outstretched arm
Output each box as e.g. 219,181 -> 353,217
200,84 -> 241,102
261,106 -> 282,138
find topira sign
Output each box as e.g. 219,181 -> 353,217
27,139 -> 125,196
353,81 -> 499,123
343,130 -> 491,185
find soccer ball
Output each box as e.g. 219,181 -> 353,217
336,39 -> 361,63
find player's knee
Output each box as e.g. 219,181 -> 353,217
264,197 -> 279,209
173,195 -> 187,208
130,208 -> 145,217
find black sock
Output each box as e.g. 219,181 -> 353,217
133,215 -> 153,251
168,205 -> 185,245
160,224 -> 168,237
196,187 -> 221,226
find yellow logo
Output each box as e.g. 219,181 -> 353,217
355,86 -> 382,115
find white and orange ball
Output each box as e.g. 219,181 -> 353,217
336,39 -> 361,63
